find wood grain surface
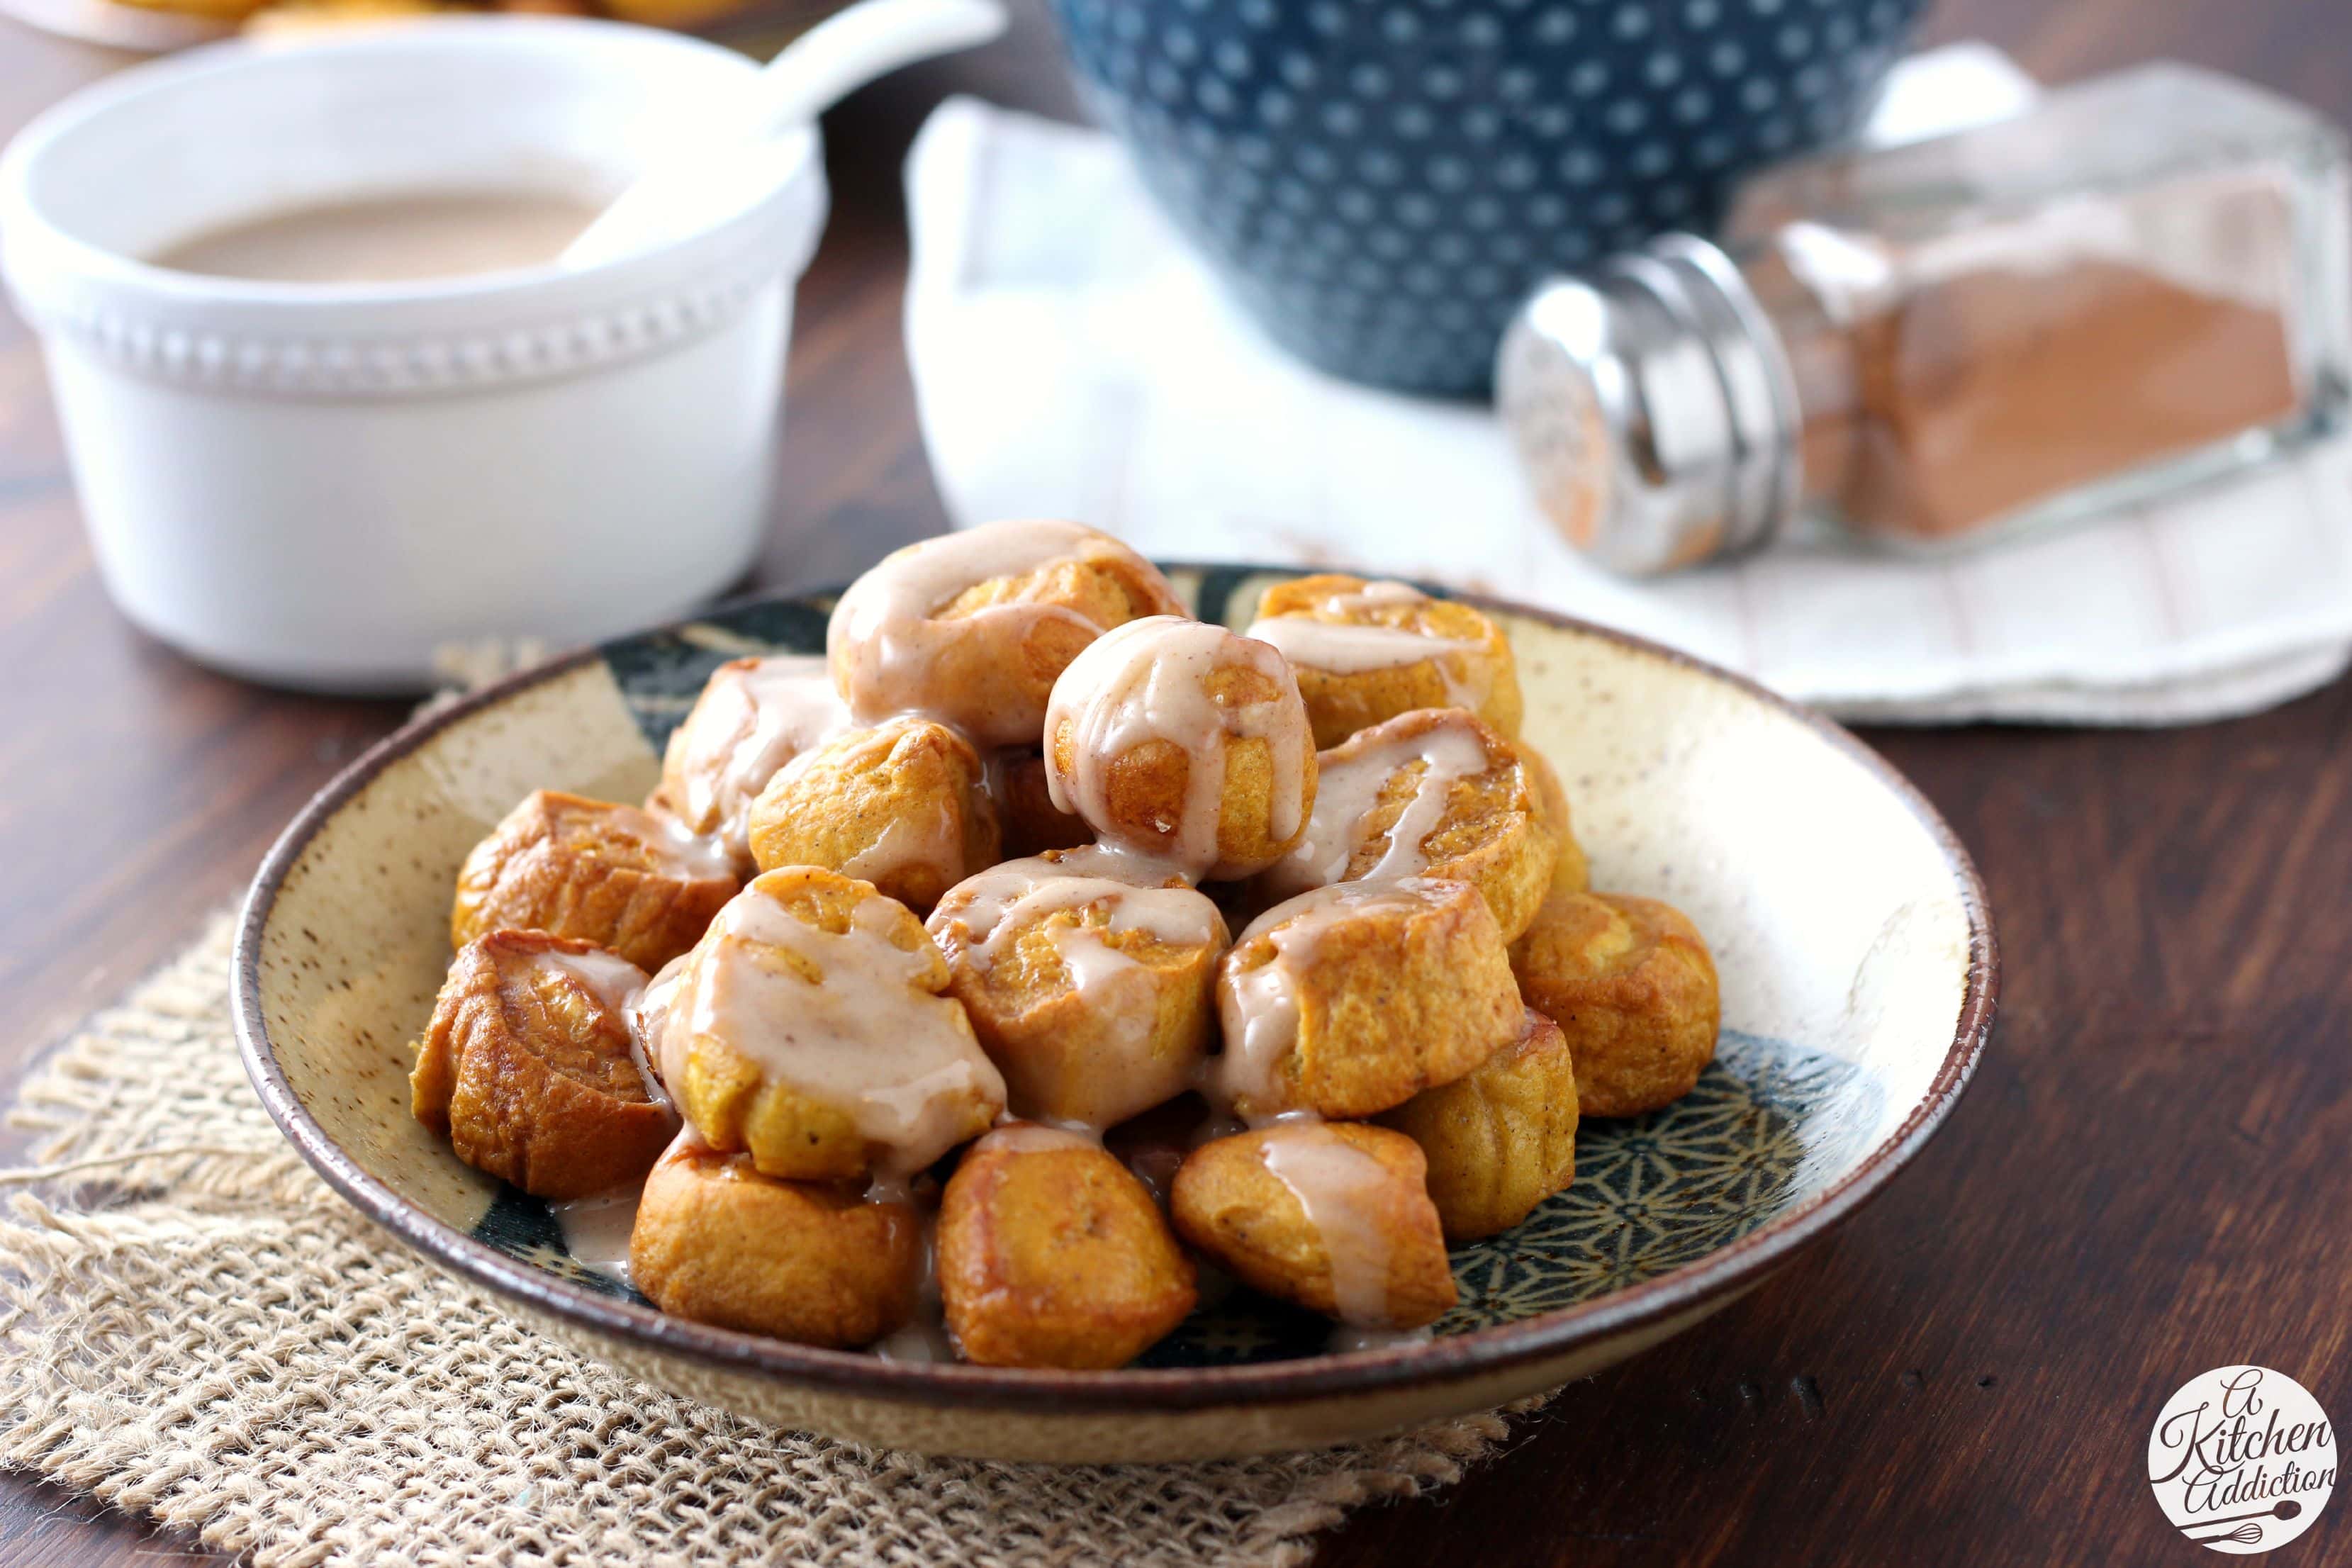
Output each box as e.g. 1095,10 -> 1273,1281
3,2 -> 2348,1563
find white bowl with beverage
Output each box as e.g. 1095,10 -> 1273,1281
0,18 -> 827,692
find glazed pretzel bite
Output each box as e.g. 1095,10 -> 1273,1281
1510,892 -> 1720,1117
1518,744 -> 1592,897
936,1124 -> 1198,1369
1170,1121 -> 1456,1331
1245,575 -> 1523,749
628,1137 -> 923,1349
1209,878 -> 1521,1121
827,519 -> 1185,749
650,654 -> 849,870
1376,1005 -> 1579,1241
1044,616 -> 1318,880
744,715 -> 1000,916
450,790 -> 739,972
927,847 -> 1228,1130
410,929 -> 674,1200
1256,707 -> 1558,943
652,867 -> 1005,1182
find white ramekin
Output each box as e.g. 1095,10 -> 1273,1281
0,18 -> 827,692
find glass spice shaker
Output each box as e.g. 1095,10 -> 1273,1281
1496,65 -> 2352,576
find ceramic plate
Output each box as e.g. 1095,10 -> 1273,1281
235,566 -> 1995,1462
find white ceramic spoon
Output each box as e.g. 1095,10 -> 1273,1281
561,0 -> 1006,268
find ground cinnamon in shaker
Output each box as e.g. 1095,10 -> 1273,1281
1499,66 -> 2349,574
1819,257 -> 2300,540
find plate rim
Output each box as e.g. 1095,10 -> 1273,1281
232,567 -> 1998,1415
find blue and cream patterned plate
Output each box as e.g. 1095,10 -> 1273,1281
235,567 -> 1994,1461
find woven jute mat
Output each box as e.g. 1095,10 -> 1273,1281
0,915 -> 1542,1567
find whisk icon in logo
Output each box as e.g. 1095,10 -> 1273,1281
2149,1366 -> 2335,1555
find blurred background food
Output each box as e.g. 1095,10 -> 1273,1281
0,0 -> 841,54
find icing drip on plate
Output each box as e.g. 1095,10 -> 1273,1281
551,1187 -> 642,1289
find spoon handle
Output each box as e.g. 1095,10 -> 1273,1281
561,0 -> 1006,269
737,0 -> 1007,136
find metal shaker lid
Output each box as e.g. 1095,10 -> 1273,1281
1496,233 -> 1801,576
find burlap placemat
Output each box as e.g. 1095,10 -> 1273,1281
0,915 -> 1542,1567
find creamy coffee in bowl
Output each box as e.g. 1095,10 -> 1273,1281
152,189 -> 603,285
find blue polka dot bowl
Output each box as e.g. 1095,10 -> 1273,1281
1045,0 -> 1926,397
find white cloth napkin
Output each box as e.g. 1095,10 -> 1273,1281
903,49 -> 2352,724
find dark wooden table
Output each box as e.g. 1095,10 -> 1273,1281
5,1 -> 2350,1562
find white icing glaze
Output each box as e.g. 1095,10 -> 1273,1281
973,1121 -> 1101,1155
649,814 -> 741,884
827,520 -> 1162,746
532,945 -> 646,1014
1326,1323 -> 1434,1353
1208,879 -> 1460,1119
662,656 -> 848,858
837,809 -> 958,883
571,794 -> 737,884
1328,581 -> 1427,609
525,946 -> 677,1119
1258,1124 -> 1399,1327
1041,616 -> 1313,878
936,851 -> 1221,961
1212,952 -> 1302,1121
660,885 -> 1005,1179
551,1186 -> 642,1289
628,954 -> 692,1109
1050,839 -> 1202,887
872,1204 -> 953,1362
1245,578 -> 1480,702
1259,715 -> 1496,900
871,1317 -> 958,1363
1229,875 -> 1462,951
1244,616 -> 1482,678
